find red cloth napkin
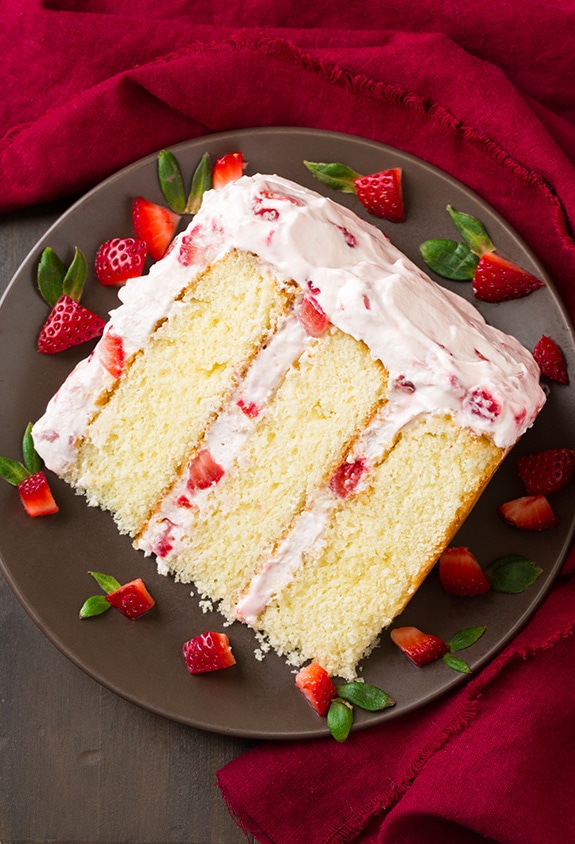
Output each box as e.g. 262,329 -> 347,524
2,2 -> 575,842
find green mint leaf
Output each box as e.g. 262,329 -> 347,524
448,626 -> 486,652
447,206 -> 495,256
88,571 -> 122,594
420,239 -> 479,280
186,152 -> 212,215
37,247 -> 66,307
303,160 -> 360,193
0,456 -> 30,486
22,423 -> 42,475
485,554 -> 543,593
336,681 -> 395,712
79,595 -> 111,618
327,698 -> 354,742
443,653 -> 472,674
158,150 -> 187,214
62,247 -> 88,302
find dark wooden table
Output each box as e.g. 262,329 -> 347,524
0,202 -> 255,844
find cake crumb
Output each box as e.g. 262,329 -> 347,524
199,599 -> 213,613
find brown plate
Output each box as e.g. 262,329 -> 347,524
1,128 -> 574,739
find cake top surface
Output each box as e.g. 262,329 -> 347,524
33,173 -> 545,471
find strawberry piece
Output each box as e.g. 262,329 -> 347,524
237,398 -> 260,418
38,294 -> 106,354
132,196 -> 180,260
329,457 -> 368,499
472,252 -> 544,302
17,470 -> 59,517
498,495 -> 558,531
212,152 -> 244,189
353,168 -> 404,222
105,578 -> 155,619
182,631 -> 236,674
516,448 -> 575,495
94,237 -> 148,286
462,386 -> 501,422
99,331 -> 126,379
390,626 -> 448,666
295,662 -> 337,716
186,449 -> 225,492
439,546 -> 490,596
533,335 -> 569,384
298,295 -> 329,337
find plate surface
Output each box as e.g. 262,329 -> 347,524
1,128 -> 574,739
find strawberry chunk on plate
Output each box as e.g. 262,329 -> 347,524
439,546 -> 491,596
182,631 -> 236,674
212,152 -> 244,189
498,495 -> 558,531
132,196 -> 180,260
295,662 -> 337,716
105,578 -> 156,619
472,252 -> 544,302
390,626 -> 449,666
516,448 -> 575,495
17,470 -> 59,517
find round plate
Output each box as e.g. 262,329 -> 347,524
1,128 -> 574,740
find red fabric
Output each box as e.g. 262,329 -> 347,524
2,2 -> 575,842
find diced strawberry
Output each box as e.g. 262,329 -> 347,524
182,631 -> 236,674
236,398 -> 260,418
329,457 -> 368,499
212,153 -> 244,189
132,196 -> 180,260
17,470 -> 59,517
186,449 -> 225,492
472,252 -> 545,302
353,168 -> 404,222
533,335 -> 569,384
94,237 -> 148,286
298,296 -> 329,337
462,386 -> 501,422
516,448 -> 575,495
390,626 -> 448,666
439,546 -> 490,596
99,331 -> 125,379
295,662 -> 337,716
497,495 -> 558,531
38,294 -> 106,354
105,578 -> 155,619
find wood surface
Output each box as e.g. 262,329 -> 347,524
0,202 -> 256,844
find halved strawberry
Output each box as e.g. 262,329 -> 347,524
390,626 -> 448,666
498,495 -> 558,530
212,152 -> 244,189
105,578 -> 156,619
472,252 -> 545,302
329,457 -> 368,499
17,470 -> 59,517
439,546 -> 490,596
182,631 -> 236,674
38,294 -> 106,354
298,296 -> 330,337
295,662 -> 337,716
186,449 -> 225,492
304,161 -> 404,222
516,448 -> 575,495
132,196 -> 180,260
533,335 -> 569,384
94,237 -> 148,286
99,330 -> 126,379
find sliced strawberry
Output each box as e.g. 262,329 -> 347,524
212,152 -> 244,189
472,252 -> 544,302
390,626 -> 448,666
38,294 -> 106,354
516,448 -> 575,495
186,449 -> 225,492
439,547 -> 490,596
329,457 -> 368,499
17,470 -> 59,517
99,331 -> 126,379
533,335 -> 569,384
295,662 -> 337,716
105,578 -> 155,619
298,295 -> 329,337
182,631 -> 236,674
353,168 -> 404,222
132,197 -> 180,261
498,495 -> 558,531
94,237 -> 148,286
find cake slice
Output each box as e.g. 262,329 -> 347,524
32,173 -> 545,678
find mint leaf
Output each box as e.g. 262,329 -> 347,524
62,247 -> 88,302
79,595 -> 111,618
303,160 -> 359,193
420,239 -> 479,280
22,423 -> 42,475
0,456 -> 30,486
448,626 -> 486,652
447,206 -> 495,256
336,681 -> 395,712
485,554 -> 543,593
37,247 -> 66,307
327,698 -> 354,742
158,150 -> 186,214
186,152 -> 212,215
88,571 -> 121,594
443,653 -> 472,674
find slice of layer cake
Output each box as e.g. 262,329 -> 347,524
32,173 -> 546,679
